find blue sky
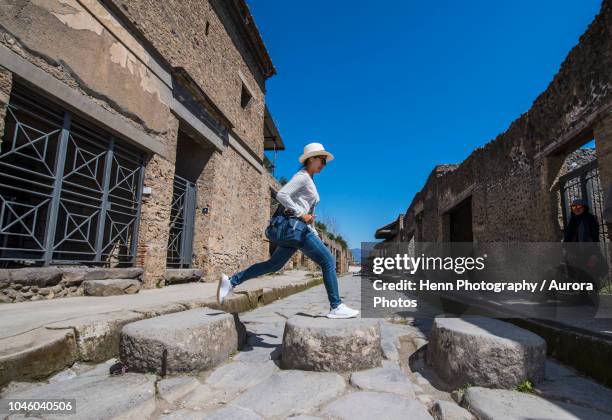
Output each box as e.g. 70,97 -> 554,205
251,0 -> 602,248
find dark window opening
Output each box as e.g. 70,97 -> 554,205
240,83 -> 252,109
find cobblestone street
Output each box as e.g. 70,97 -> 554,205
4,272 -> 612,419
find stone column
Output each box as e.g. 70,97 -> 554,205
594,112 -> 612,241
0,66 -> 13,137
135,117 -> 179,288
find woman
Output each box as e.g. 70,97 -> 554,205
216,142 -> 359,319
563,198 -> 600,243
563,198 -> 607,305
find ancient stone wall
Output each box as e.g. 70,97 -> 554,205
106,0 -> 268,157
401,0 -> 612,243
0,66 -> 10,139
0,267 -> 143,303
290,233 -> 352,275
0,0 -> 279,291
0,0 -> 176,155
192,146 -> 270,281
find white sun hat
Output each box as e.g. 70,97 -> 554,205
298,142 -> 335,164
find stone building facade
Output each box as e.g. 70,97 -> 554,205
288,235 -> 352,275
0,0 -> 286,290
379,0 -> 612,247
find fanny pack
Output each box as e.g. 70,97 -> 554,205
265,203 -> 314,248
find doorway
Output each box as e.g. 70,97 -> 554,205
449,197 -> 473,242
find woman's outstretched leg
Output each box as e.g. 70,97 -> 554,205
217,245 -> 296,303
230,246 -> 297,286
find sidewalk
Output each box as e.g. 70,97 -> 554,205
0,269 -> 322,386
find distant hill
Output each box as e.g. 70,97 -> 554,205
350,248 -> 362,263
350,244 -> 377,263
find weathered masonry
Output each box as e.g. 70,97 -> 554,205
0,0 -> 286,290
377,0 -> 612,250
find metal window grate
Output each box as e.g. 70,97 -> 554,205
166,174 -> 196,268
0,84 -> 146,267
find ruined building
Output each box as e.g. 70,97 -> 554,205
377,0 -> 612,251
0,0 -> 348,303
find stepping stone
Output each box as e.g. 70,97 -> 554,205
319,391 -> 432,420
463,387 -> 612,420
426,318 -> 546,389
231,370 -> 346,418
350,366 -> 416,397
120,308 -> 241,374
83,279 -> 141,296
281,316 -> 382,372
4,372 -> 156,419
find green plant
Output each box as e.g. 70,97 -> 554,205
334,235 -> 348,250
315,221 -> 328,233
515,379 -> 535,393
457,383 -> 472,393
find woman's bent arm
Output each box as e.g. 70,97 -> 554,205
276,171 -> 307,217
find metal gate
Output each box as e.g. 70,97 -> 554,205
559,159 -> 611,289
166,175 -> 196,268
559,160 -> 608,242
0,84 -> 145,266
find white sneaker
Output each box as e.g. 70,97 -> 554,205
217,273 -> 234,304
326,303 -> 359,319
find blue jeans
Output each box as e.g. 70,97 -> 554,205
229,230 -> 342,309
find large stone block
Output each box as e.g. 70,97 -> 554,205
427,318 -> 546,389
281,316 -> 382,372
61,267 -> 144,286
0,328 -> 77,386
120,308 -> 241,374
9,267 -> 63,287
83,279 -> 141,296
164,269 -> 203,285
48,311 -> 146,362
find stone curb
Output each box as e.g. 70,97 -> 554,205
509,318 -> 612,388
0,275 -> 324,387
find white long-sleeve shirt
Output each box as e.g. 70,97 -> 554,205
276,169 -> 320,236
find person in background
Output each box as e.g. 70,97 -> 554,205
563,198 -> 607,303
564,198 -> 600,243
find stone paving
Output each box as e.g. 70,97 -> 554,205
0,270 -> 321,386
3,272 -> 612,419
